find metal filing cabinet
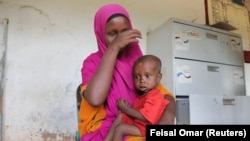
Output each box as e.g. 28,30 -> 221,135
147,18 -> 249,124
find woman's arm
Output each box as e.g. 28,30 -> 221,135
84,47 -> 119,107
158,95 -> 176,124
84,29 -> 142,107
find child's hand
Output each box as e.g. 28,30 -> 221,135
116,98 -> 131,113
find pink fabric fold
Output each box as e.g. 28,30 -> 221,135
81,3 -> 143,141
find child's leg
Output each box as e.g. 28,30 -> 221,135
104,113 -> 122,141
113,123 -> 142,141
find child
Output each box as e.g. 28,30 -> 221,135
104,54 -> 170,141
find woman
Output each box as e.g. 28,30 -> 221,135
78,3 -> 175,141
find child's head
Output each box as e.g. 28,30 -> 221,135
133,55 -> 162,95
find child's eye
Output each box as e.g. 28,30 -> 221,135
134,75 -> 140,80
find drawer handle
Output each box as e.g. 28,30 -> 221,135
223,98 -> 235,105
207,65 -> 219,72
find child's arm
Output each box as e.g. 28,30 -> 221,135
117,99 -> 147,122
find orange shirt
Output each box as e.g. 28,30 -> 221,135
78,83 -> 175,140
122,88 -> 170,136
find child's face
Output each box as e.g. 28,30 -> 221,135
133,60 -> 161,94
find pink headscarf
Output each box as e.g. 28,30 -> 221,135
81,3 -> 143,141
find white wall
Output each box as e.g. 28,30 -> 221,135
0,0 -> 248,140
0,1 -> 86,140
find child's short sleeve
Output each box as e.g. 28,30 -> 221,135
139,89 -> 170,124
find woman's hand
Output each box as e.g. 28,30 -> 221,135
108,29 -> 142,52
158,95 -> 176,125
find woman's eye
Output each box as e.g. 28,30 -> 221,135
122,29 -> 129,32
108,31 -> 117,37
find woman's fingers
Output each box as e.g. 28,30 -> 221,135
109,29 -> 142,51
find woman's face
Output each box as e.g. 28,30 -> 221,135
105,16 -> 130,47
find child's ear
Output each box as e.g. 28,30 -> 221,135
157,73 -> 162,82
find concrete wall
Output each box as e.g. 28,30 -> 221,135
0,0 -> 248,140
